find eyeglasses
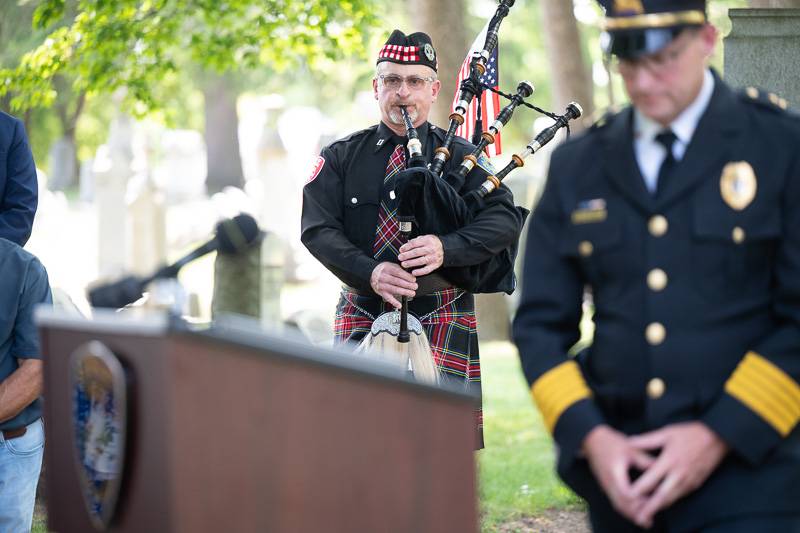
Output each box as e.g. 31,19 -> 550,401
377,74 -> 436,91
615,32 -> 695,77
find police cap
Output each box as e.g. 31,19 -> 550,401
597,0 -> 707,58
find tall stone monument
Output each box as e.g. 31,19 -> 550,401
94,93 -> 134,278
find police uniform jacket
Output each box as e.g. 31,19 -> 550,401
301,121 -> 521,294
513,72 -> 800,529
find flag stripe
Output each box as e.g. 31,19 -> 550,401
451,21 -> 502,157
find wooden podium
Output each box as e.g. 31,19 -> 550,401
37,310 -> 478,533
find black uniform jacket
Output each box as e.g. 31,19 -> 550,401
301,121 -> 521,293
513,74 -> 800,529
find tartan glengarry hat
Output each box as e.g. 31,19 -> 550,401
376,30 -> 437,72
597,0 -> 707,58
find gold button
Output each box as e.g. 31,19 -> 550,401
647,378 -> 666,399
578,241 -> 594,257
646,322 -> 666,345
648,215 -> 668,237
647,268 -> 668,292
732,226 -> 745,244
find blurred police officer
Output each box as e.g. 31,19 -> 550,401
513,0 -> 800,530
0,111 -> 38,246
302,30 -> 522,447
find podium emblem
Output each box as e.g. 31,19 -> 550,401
70,341 -> 128,530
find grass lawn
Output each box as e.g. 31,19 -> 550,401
479,341 -> 585,531
32,503 -> 46,533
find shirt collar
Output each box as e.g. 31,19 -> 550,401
374,121 -> 430,153
634,68 -> 715,146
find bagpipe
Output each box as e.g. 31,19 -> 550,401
394,0 -> 583,295
354,106 -> 439,386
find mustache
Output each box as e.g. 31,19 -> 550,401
388,105 -> 418,125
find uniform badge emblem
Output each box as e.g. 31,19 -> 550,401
423,43 -> 435,62
720,161 -> 757,211
70,341 -> 128,530
305,156 -> 325,185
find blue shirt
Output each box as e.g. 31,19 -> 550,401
0,238 -> 52,430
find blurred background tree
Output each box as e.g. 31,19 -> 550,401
1,0 -> 378,192
539,0 -> 594,130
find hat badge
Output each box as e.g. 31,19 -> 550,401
613,0 -> 644,14
720,161 -> 757,211
423,43 -> 435,61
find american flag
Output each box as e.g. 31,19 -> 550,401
451,22 -> 502,157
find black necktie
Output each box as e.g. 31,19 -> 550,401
654,130 -> 677,197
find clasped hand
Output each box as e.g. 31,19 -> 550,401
582,422 -> 728,529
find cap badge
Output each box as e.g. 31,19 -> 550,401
613,0 -> 644,14
423,43 -> 435,61
720,161 -> 757,211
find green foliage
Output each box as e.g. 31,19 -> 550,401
1,0 -> 378,115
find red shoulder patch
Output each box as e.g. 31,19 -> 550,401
305,156 -> 325,185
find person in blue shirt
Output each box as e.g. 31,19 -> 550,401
0,238 -> 52,531
0,110 -> 39,246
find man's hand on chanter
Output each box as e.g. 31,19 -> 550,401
370,262 -> 417,309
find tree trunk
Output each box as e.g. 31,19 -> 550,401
48,135 -> 77,191
749,0 -> 800,6
203,74 -> 245,194
539,0 -> 594,129
407,0 -> 468,127
49,87 -> 85,191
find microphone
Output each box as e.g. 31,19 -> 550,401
88,213 -> 262,309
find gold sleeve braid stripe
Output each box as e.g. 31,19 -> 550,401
531,361 -> 593,433
725,352 -> 800,436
